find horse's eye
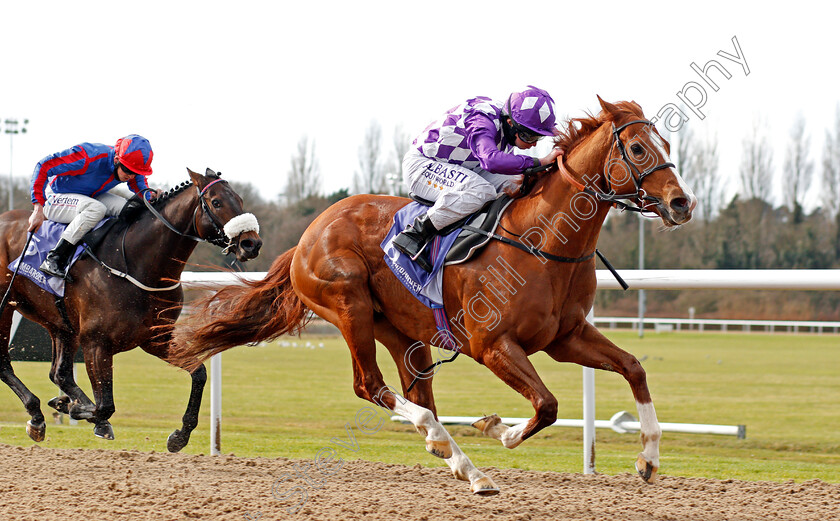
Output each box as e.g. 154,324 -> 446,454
212,199 -> 222,209
630,143 -> 644,156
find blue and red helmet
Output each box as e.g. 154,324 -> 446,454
504,86 -> 557,138
114,134 -> 153,175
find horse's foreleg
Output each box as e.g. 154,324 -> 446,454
375,319 -> 498,495
166,364 -> 206,452
545,321 -> 661,483
0,311 -> 46,441
472,340 -> 558,449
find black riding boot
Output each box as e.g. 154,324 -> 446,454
392,214 -> 438,273
39,239 -> 76,279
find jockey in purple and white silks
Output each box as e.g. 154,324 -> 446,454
393,85 -> 564,272
28,134 -> 162,280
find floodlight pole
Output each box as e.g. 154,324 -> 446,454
4,118 -> 29,211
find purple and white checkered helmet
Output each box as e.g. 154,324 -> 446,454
505,86 -> 557,136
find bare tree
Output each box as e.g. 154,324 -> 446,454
821,106 -> 840,218
739,119 -> 774,201
672,124 -> 696,180
285,136 -> 321,205
353,120 -> 386,194
692,133 -> 723,222
386,124 -> 412,196
783,113 -> 814,222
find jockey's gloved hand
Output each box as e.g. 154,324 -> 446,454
28,204 -> 45,232
540,147 -> 564,167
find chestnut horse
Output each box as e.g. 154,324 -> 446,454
169,98 -> 695,493
0,168 -> 261,449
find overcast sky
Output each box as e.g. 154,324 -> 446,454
1,1 -> 837,210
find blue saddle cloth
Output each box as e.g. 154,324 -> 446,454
380,203 -> 461,308
8,221 -> 101,297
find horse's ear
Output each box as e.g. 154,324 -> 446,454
596,95 -> 619,117
205,168 -> 220,179
187,167 -> 202,186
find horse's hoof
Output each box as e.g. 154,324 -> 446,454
635,455 -> 658,484
69,403 -> 94,420
471,413 -> 501,434
94,422 -> 115,440
425,439 -> 453,459
167,430 -> 188,453
47,395 -> 71,414
26,420 -> 46,442
471,476 -> 500,496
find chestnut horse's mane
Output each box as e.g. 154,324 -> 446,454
554,100 -> 645,152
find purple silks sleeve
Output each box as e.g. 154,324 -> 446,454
465,113 -> 535,175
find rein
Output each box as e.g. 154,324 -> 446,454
92,180 -> 239,292
139,183 -> 229,248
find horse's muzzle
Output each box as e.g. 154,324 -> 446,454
660,193 -> 695,226
235,233 -> 262,261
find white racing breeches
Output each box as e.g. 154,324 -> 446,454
43,187 -> 129,245
402,149 -> 522,229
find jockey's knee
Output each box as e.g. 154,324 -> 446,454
475,183 -> 497,204
77,199 -> 107,221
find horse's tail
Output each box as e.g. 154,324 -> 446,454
168,247 -> 310,371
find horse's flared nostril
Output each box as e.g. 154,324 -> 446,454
239,238 -> 262,258
670,197 -> 691,215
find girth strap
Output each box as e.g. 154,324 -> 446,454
460,225 -> 596,263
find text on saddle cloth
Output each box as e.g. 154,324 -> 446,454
8,219 -> 109,297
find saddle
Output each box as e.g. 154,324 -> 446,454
409,193 -> 514,266
77,193 -> 145,253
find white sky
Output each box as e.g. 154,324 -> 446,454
1,1 -> 837,210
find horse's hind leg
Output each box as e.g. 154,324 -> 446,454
48,332 -> 95,417
544,322 -> 661,483
80,339 -> 117,440
375,318 -> 499,495
0,310 -> 46,441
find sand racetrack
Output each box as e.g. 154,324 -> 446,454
0,443 -> 837,520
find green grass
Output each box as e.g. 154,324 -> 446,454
0,331 -> 838,483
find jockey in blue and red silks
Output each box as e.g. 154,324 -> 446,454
28,134 -> 162,279
393,86 -> 564,272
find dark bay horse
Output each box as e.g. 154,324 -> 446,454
0,168 -> 261,449
169,98 -> 696,492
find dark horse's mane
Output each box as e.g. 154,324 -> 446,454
553,100 -> 644,152
118,179 -> 198,226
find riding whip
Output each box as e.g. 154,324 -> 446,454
0,232 -> 34,317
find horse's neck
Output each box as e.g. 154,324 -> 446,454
509,125 -> 613,257
127,192 -> 201,279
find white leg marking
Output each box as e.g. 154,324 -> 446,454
636,401 -> 661,467
500,422 -> 527,449
389,398 -> 447,442
388,397 -> 498,493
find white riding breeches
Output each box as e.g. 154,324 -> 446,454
43,187 -> 128,245
403,149 -> 521,229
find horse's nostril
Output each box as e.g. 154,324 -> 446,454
671,197 -> 690,213
239,239 -> 262,256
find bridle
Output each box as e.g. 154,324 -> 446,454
140,179 -> 236,253
555,119 -> 676,214
191,179 -> 237,251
